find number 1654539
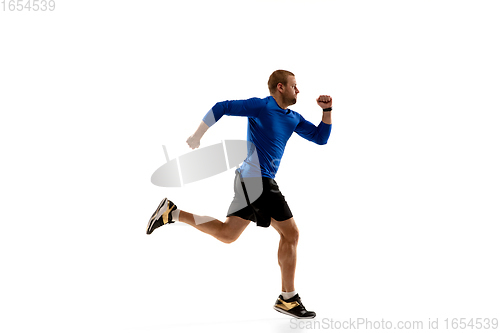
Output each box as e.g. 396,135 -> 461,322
2,0 -> 56,11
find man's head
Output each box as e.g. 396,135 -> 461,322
268,70 -> 299,108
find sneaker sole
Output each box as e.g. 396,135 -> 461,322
147,198 -> 168,234
273,306 -> 316,319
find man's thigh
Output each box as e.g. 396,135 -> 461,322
224,215 -> 251,233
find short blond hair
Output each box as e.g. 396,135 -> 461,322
268,70 -> 295,94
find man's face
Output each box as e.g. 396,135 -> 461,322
282,76 -> 299,106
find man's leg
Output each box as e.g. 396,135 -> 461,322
271,217 -> 316,319
271,217 -> 299,292
178,210 -> 251,244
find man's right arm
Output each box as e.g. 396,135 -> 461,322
186,98 -> 264,149
186,121 -> 209,149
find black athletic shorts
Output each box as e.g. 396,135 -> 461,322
226,170 -> 293,228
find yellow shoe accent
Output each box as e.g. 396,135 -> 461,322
275,298 -> 300,311
162,203 -> 174,225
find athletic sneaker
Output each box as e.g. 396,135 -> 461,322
273,294 -> 316,319
146,198 -> 177,235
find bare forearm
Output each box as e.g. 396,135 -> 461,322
193,121 -> 209,139
187,121 -> 209,149
322,110 -> 332,125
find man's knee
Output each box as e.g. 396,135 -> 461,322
283,229 -> 299,245
280,223 -> 299,245
220,232 -> 239,244
219,216 -> 249,244
273,218 -> 300,245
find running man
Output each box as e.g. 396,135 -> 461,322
147,70 -> 332,319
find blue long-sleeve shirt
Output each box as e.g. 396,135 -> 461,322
203,96 -> 331,178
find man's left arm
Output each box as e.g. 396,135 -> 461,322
294,95 -> 333,145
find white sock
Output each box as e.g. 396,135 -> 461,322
171,209 -> 180,221
281,290 -> 297,300
171,209 -> 214,225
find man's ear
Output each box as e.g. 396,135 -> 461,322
277,82 -> 284,93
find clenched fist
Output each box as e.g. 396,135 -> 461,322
316,95 -> 332,109
186,135 -> 201,149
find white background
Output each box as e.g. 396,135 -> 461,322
1,1 -> 499,332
